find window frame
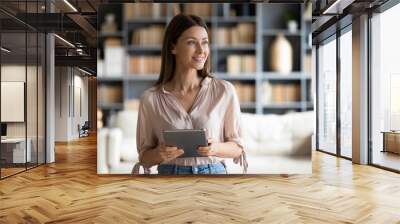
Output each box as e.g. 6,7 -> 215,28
368,0 -> 400,173
315,19 -> 353,160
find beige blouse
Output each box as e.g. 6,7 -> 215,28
133,76 -> 247,174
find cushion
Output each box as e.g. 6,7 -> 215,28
241,113 -> 292,155
224,155 -> 312,174
116,110 -> 139,139
120,138 -> 138,162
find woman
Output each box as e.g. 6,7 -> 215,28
133,14 -> 247,175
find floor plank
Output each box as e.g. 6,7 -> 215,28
0,135 -> 400,223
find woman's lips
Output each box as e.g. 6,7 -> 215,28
192,56 -> 205,62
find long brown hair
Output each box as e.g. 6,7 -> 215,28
156,14 -> 212,86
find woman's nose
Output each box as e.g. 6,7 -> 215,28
196,43 -> 204,53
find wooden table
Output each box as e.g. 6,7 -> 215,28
381,131 -> 400,154
1,138 -> 32,164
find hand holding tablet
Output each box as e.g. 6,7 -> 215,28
197,138 -> 216,156
157,143 -> 184,162
163,129 -> 208,158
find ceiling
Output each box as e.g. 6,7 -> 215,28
311,0 -> 389,43
0,0 -> 102,72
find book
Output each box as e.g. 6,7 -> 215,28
124,3 -> 167,19
216,27 -> 229,46
128,56 -> 161,74
184,4 -> 212,17
125,99 -> 140,110
230,28 -> 240,45
227,54 -> 256,75
233,83 -> 255,102
241,55 -> 256,73
304,54 -> 312,74
237,23 -> 255,44
104,46 -> 124,77
271,83 -> 300,103
227,55 -> 241,75
131,26 -> 164,45
98,85 -> 122,105
104,38 -> 121,47
262,82 -> 272,104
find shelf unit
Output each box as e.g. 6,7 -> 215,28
97,3 -> 313,125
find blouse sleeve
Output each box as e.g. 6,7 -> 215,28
223,82 -> 248,173
136,95 -> 157,163
223,82 -> 244,149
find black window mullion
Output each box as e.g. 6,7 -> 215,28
316,44 -> 320,151
336,27 -> 341,157
367,11 -> 373,165
36,0 -> 39,168
25,0 -> 28,171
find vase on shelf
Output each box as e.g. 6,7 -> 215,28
287,20 -> 298,33
101,14 -> 117,33
270,33 -> 293,75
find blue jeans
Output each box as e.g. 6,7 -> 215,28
157,162 -> 227,175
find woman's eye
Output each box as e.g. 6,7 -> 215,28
188,41 -> 196,45
202,41 -> 209,45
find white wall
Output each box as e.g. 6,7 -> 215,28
71,73 -> 89,138
1,65 -> 36,137
55,67 -> 89,141
55,66 -> 70,141
1,64 -> 46,164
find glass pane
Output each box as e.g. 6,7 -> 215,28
340,29 -> 352,158
1,31 -> 27,177
371,3 -> 400,171
317,37 -> 337,154
27,30 -> 38,169
38,32 -> 45,165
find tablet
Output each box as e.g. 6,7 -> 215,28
163,129 -> 208,158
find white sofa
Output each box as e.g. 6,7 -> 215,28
97,110 -> 313,174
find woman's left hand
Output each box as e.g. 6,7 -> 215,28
197,138 -> 217,156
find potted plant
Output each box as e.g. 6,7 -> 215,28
284,11 -> 298,33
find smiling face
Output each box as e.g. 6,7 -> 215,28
171,26 -> 210,71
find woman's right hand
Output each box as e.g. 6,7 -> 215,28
157,143 -> 184,162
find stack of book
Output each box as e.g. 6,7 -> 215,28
101,13 -> 118,33
304,54 -> 312,74
125,99 -> 140,110
103,38 -> 124,77
124,3 -> 167,19
131,26 -> 165,46
227,55 -> 256,75
183,4 -> 212,17
128,56 -> 161,74
263,83 -> 301,103
232,83 -> 256,103
97,109 -> 103,129
215,23 -> 255,46
98,85 -> 123,105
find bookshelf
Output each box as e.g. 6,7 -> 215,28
97,3 -> 313,126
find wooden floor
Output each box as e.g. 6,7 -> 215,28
1,135 -> 400,223
1,167 -> 26,177
373,151 -> 400,171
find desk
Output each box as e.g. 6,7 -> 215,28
1,138 -> 31,163
382,131 -> 400,154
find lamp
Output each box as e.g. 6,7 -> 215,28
78,67 -> 93,76
63,0 -> 78,12
1,47 -> 11,53
322,0 -> 355,15
54,34 -> 75,48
